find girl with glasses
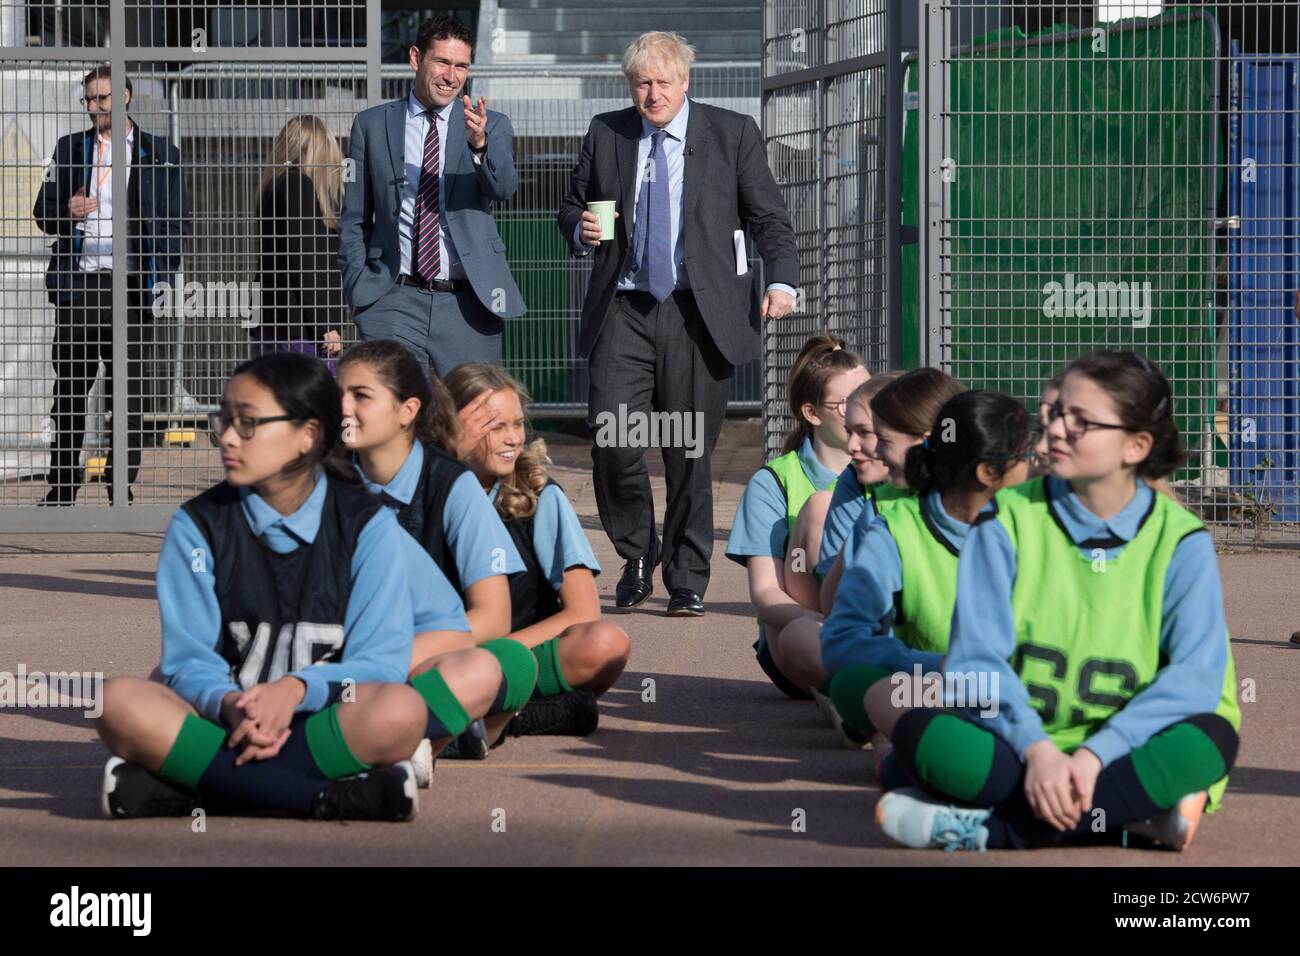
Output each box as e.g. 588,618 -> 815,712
96,352 -> 427,821
877,351 -> 1240,852
724,335 -> 868,701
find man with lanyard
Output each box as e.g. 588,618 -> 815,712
33,64 -> 187,505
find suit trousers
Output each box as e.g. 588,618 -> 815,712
47,271 -> 146,497
587,289 -> 732,595
353,279 -> 503,378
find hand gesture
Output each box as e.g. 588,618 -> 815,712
456,389 -> 500,460
1023,739 -> 1082,831
69,186 -> 98,219
322,329 -> 342,357
220,691 -> 278,761
463,95 -> 488,152
226,677 -> 305,766
1067,747 -> 1103,816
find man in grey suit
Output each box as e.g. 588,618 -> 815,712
558,31 -> 799,617
338,15 -> 524,376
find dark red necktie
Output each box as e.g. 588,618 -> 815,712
411,109 -> 442,283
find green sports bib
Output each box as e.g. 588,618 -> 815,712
868,480 -> 912,515
992,477 -> 1239,808
881,494 -> 959,654
764,449 -> 837,554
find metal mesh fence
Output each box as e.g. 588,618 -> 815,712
917,2 -> 1300,544
0,3 -> 760,527
764,1 -> 1300,544
761,0 -> 899,458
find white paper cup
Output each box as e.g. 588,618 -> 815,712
587,200 -> 617,242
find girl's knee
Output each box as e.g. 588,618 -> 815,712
353,683 -> 426,756
574,622 -> 629,672
98,676 -> 156,733
590,621 -> 630,663
466,647 -> 505,701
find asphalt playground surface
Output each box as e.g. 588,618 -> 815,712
1,437 -> 1297,866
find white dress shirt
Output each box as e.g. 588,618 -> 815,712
398,91 -> 484,281
78,124 -> 135,272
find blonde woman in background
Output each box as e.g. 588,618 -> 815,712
255,115 -> 347,372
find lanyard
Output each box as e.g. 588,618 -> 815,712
91,136 -> 112,198
90,131 -> 133,198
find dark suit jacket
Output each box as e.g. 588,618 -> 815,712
557,100 -> 798,367
256,169 -> 347,344
33,120 -> 188,306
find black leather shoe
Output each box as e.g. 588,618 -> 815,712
614,544 -> 658,609
39,487 -> 77,506
666,588 -> 705,617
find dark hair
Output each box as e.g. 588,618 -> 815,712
903,391 -> 1034,495
336,339 -> 460,455
229,352 -> 357,484
414,15 -> 475,57
1061,350 -> 1187,479
870,367 -> 966,436
82,64 -> 132,96
781,334 -> 866,454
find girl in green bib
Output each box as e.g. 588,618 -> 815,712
784,371 -> 901,615
724,335 -> 868,699
781,370 -> 968,738
820,388 -> 1032,746
876,352 -> 1240,852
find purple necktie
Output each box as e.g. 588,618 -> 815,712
412,110 -> 442,283
631,129 -> 674,302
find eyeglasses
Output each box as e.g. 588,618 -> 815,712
1045,401 -> 1130,442
208,411 -> 300,446
81,94 -> 112,106
820,399 -> 849,414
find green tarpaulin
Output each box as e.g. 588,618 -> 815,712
902,10 -> 1221,456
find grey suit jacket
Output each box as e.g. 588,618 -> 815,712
557,100 -> 798,366
338,96 -> 525,318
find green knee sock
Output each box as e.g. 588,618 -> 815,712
828,665 -> 891,737
411,668 -> 472,739
482,638 -> 540,711
157,713 -> 227,791
1131,722 -> 1230,810
532,638 -> 574,698
912,712 -> 996,804
304,703 -> 370,779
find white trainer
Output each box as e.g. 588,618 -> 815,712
409,739 -> 434,789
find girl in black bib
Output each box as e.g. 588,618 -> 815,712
445,363 -> 630,737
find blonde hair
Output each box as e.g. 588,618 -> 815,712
442,363 -> 550,522
258,115 -> 344,231
622,31 -> 695,83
